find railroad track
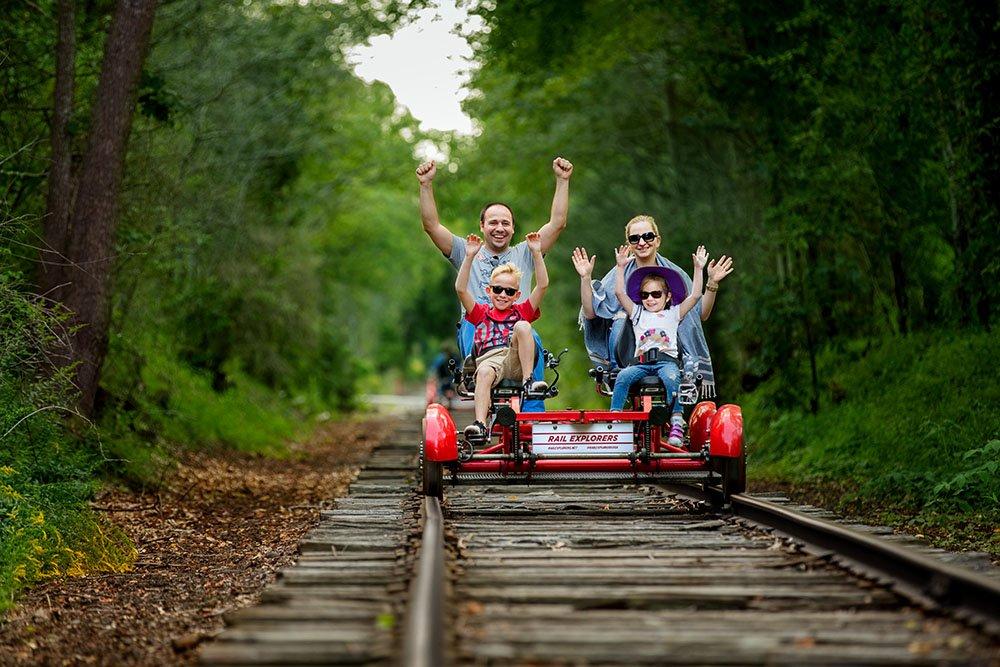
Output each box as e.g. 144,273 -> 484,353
202,410 -> 1000,665
405,482 -> 999,665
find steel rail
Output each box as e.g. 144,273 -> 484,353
663,483 -> 1000,636
402,496 -> 446,667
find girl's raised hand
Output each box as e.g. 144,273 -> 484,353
525,231 -> 542,253
572,247 -> 595,278
615,244 -> 632,269
707,255 -> 735,283
465,233 -> 483,256
692,245 -> 709,270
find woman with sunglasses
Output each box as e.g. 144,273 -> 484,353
571,215 -> 733,439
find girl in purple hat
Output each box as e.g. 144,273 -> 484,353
607,244 -> 709,420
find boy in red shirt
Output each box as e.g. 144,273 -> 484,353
456,231 -> 549,439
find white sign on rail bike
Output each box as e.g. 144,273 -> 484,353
531,422 -> 634,456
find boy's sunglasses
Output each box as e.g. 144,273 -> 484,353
489,285 -> 517,296
640,290 -> 664,299
628,231 -> 658,245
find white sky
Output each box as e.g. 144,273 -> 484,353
346,1 -> 480,136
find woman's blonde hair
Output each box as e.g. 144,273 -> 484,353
624,214 -> 661,240
490,262 -> 523,283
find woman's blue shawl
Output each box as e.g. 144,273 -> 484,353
579,254 -> 716,398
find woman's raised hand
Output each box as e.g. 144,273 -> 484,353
615,244 -> 632,269
572,247 -> 595,278
465,233 -> 483,256
692,245 -> 709,270
707,255 -> 735,283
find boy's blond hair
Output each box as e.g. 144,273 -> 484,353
490,262 -> 523,283
625,214 -> 661,240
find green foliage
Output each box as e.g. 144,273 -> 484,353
1,0 -> 437,610
107,0 -> 451,409
0,439 -> 136,613
1,273 -> 134,612
99,334 -> 300,479
927,441 -> 1000,513
745,330 -> 1000,549
455,0 -> 998,406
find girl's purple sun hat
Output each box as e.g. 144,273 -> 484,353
626,266 -> 687,306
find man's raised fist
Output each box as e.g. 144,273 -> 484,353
553,157 -> 574,180
416,161 -> 437,185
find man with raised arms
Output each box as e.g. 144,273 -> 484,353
416,157 -> 574,410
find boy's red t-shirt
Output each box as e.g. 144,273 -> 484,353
466,301 -> 540,356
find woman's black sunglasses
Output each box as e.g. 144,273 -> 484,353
640,290 -> 664,299
489,285 -> 517,296
628,231 -> 658,245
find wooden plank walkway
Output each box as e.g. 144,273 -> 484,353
200,419 -> 421,665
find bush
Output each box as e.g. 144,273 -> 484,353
744,330 -> 1000,551
97,333 -> 304,484
926,440 -> 1000,513
0,277 -> 135,612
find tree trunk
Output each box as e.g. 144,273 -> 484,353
39,0 -> 76,303
889,248 -> 909,334
808,241 -> 837,340
661,80 -> 681,204
941,133 -> 972,327
61,0 -> 159,416
796,245 -> 820,415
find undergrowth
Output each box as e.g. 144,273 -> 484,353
1,278 -> 135,613
98,333 -> 305,484
743,329 -> 1000,554
1,275 -> 312,612
0,422 -> 136,612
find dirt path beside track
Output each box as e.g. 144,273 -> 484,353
0,415 -> 398,666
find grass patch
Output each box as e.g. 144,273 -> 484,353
1,341 -> 317,611
2,322 -> 319,611
98,336 -> 309,483
2,277 -> 134,612
743,330 -> 1000,555
0,387 -> 136,613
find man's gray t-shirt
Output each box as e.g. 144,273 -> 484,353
448,234 -> 535,307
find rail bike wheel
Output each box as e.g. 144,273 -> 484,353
714,451 -> 746,499
422,405 -> 457,498
420,442 -> 443,498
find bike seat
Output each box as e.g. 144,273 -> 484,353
493,379 -> 522,399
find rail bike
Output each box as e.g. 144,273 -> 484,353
419,347 -> 746,502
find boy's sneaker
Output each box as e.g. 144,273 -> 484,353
463,421 -> 487,441
667,421 -> 685,446
522,379 -> 549,398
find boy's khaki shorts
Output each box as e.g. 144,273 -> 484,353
475,343 -> 524,387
